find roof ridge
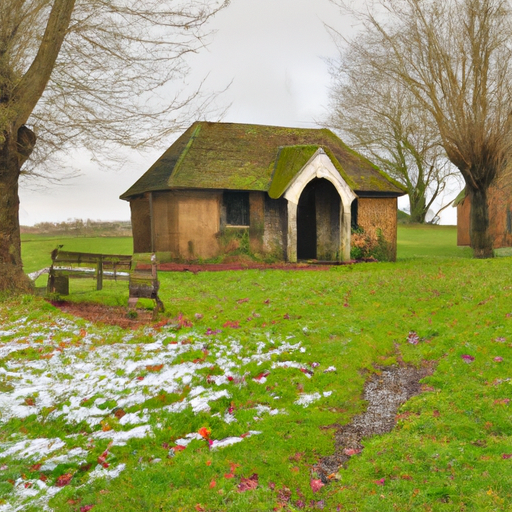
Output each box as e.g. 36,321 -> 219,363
167,123 -> 202,186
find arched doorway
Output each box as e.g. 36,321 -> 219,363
297,178 -> 341,260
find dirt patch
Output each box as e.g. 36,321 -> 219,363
317,362 -> 435,480
48,300 -> 156,329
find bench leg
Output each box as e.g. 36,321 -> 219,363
128,297 -> 138,310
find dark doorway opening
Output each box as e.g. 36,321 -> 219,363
297,179 -> 341,261
297,181 -> 317,259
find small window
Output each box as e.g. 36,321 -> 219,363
351,199 -> 359,230
225,192 -> 250,226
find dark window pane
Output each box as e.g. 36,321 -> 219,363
225,192 -> 250,226
351,199 -> 358,229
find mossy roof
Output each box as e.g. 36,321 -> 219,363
120,122 -> 406,200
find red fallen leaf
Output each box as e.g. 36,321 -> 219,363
80,506 -> 95,512
39,474 -> 48,482
136,376 -> 144,381
494,356 -> 504,363
227,376 -> 234,381
229,462 -> 240,472
114,408 -> 126,419
209,479 -> 216,488
56,473 -> 73,487
24,397 -> 36,406
374,478 -> 386,486
502,453 -> 512,459
195,505 -> 205,511
80,329 -> 87,338
206,460 -> 212,466
237,298 -> 249,304
254,371 -> 270,381
240,432 -> 250,438
264,299 -> 270,304
283,313 -> 290,319
343,448 -> 361,456
268,481 -> 276,490
401,474 -> 413,480
238,473 -> 258,492
172,445 -> 186,452
146,364 -> 164,372
24,482 -> 32,489
198,427 -> 211,439
224,472 -> 235,479
310,479 -> 324,493
461,354 -> 475,363
30,463 -> 42,471
290,466 -> 300,473
277,486 -> 292,503
223,320 -> 240,329
7,479 -> 15,485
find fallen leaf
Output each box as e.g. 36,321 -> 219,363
224,472 -> 235,479
172,445 -> 186,452
237,298 -> 249,304
374,478 -> 386,486
206,460 -> 212,466
146,364 -> 164,372
461,354 -> 475,363
502,453 -> 512,459
407,331 -> 420,345
198,427 -> 211,439
55,473 -> 73,487
343,448 -> 361,456
209,479 -> 216,488
237,473 -> 258,492
310,479 -> 324,493
195,505 -> 205,511
29,463 -> 42,472
24,397 -> 36,406
494,356 -> 504,362
80,506 -> 95,512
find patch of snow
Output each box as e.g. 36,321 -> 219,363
92,425 -> 152,445
295,393 -> 322,407
0,438 -> 65,459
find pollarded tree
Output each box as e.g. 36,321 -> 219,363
333,0 -> 512,256
0,0 -> 228,293
327,44 -> 460,223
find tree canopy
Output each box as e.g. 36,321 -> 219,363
331,0 -> 512,255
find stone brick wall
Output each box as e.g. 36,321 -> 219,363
263,196 -> 287,259
130,194 -> 151,253
357,197 -> 398,261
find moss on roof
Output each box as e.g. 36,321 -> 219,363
120,122 -> 406,200
268,145 -> 319,199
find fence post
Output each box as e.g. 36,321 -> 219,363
96,256 -> 103,290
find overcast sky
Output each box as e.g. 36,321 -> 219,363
18,0 -> 458,226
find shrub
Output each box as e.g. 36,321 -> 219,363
350,227 -> 391,261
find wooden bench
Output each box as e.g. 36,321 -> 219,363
47,248 -> 164,316
47,247 -> 132,294
128,254 -> 165,318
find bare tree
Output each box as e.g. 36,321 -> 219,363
0,0 -> 228,293
332,0 -> 512,256
327,41 -> 460,223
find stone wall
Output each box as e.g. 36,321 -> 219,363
130,194 -> 151,253
357,197 -> 398,261
263,196 -> 288,259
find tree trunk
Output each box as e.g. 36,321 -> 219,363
468,185 -> 494,259
0,135 -> 33,294
409,191 -> 427,223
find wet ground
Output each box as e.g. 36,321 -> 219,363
317,362 -> 435,479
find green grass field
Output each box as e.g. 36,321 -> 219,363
2,225 -> 511,511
